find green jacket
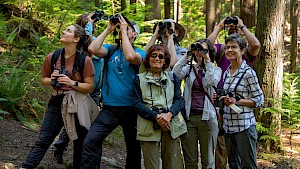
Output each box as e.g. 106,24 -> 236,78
132,70 -> 186,141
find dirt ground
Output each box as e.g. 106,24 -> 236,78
1,119 -> 300,169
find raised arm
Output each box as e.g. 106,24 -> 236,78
236,16 -> 261,57
88,21 -> 118,58
119,16 -> 143,65
207,18 -> 226,44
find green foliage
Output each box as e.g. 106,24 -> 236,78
281,72 -> 300,128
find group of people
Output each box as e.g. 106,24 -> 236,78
20,12 -> 264,169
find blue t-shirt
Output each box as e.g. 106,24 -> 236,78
102,44 -> 146,106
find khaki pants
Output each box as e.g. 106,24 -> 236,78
141,131 -> 179,169
181,115 -> 218,169
215,135 -> 228,169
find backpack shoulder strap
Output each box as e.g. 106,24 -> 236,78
51,48 -> 63,72
72,50 -> 87,82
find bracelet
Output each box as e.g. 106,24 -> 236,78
240,25 -> 247,31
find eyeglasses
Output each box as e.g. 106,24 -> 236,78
225,45 -> 239,50
150,53 -> 166,59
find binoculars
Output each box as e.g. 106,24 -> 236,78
224,16 -> 238,25
51,68 -> 68,88
190,43 -> 208,54
109,14 -> 121,25
91,11 -> 108,23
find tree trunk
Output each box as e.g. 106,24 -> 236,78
95,0 -> 100,7
164,0 -> 171,19
289,0 -> 299,73
121,0 -> 126,12
255,0 -> 285,153
130,0 -> 137,14
206,0 -> 215,37
145,0 -> 161,32
215,0 -> 225,25
240,0 -> 256,28
231,0 -> 235,16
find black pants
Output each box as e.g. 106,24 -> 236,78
22,95 -> 88,169
81,106 -> 141,169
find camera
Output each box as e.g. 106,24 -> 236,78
213,88 -> 226,108
51,68 -> 68,87
190,43 -> 208,54
91,11 -> 108,23
224,16 -> 238,25
109,14 -> 121,25
152,106 -> 168,129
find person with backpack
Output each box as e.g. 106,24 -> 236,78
132,44 -> 186,169
81,15 -> 145,169
220,34 -> 264,169
21,24 -> 97,169
53,12 -> 104,165
207,16 -> 261,169
173,39 -> 221,168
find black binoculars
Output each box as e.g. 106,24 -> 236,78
190,43 -> 208,54
224,16 -> 238,25
91,11 -> 108,23
158,21 -> 173,35
109,14 -> 121,25
152,106 -> 168,129
51,68 -> 68,87
213,89 -> 226,108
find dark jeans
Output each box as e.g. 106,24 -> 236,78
22,95 -> 88,169
224,125 -> 258,169
81,106 -> 141,169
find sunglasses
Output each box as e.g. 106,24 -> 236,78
150,53 -> 166,59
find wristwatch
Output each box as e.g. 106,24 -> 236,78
74,81 -> 79,87
240,25 -> 247,31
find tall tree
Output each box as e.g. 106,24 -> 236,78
255,0 -> 285,152
130,0 -> 137,14
231,0 -> 235,16
145,0 -> 161,20
121,0 -> 127,12
215,0 -> 225,25
145,0 -> 161,32
206,0 -> 215,37
164,0 -> 171,19
289,0 -> 299,73
240,0 -> 256,28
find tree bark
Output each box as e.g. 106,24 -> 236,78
231,0 -> 235,16
206,0 -> 215,37
289,0 -> 299,73
121,0 -> 126,12
240,0 -> 256,28
95,0 -> 100,7
164,0 -> 171,19
255,0 -> 285,152
130,0 -> 137,14
215,0 -> 225,25
145,0 -> 161,32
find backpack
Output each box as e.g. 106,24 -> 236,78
51,48 -> 87,81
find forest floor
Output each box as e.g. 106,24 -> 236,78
1,118 -> 300,169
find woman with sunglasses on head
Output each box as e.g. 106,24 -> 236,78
132,44 -> 186,169
173,39 -> 221,168
21,24 -> 96,169
220,34 -> 264,169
